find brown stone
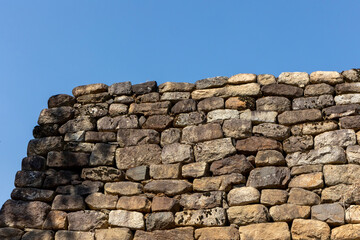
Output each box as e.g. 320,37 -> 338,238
182,162 -> 208,178
21,230 -> 54,240
77,92 -> 111,103
331,224 -> 360,240
288,188 -> 320,206
342,68 -> 360,82
152,196 -> 179,212
47,151 -> 89,168
323,164 -> 360,186
97,115 -> 139,131
252,123 -> 290,140
174,112 -> 206,127
260,189 -> 288,206
68,210 -> 107,231
85,193 -> 118,210
129,101 -> 170,116
210,154 -> 253,176
72,83 -> 108,97
146,212 -> 175,231
278,109 -> 322,125
150,164 -> 181,179
310,71 -> 343,85
255,150 -> 285,167
225,96 -> 255,110
180,191 -> 223,210
193,173 -> 245,192
161,92 -> 190,101
108,81 -> 132,95
14,171 -> 44,188
133,227 -> 194,240
181,123 -> 223,144
247,166 -> 290,189
257,74 -> 276,85
304,83 -> 334,96
291,164 -> 322,176
227,187 -> 260,206
262,83 -> 303,98
117,129 -> 159,147
159,82 -> 195,92
48,94 -> 76,108
239,222 -> 290,240
228,73 -> 256,84
160,128 -> 181,146
52,195 -> 85,211
340,115 -> 360,130
197,97 -> 224,112
55,230 -> 94,240
256,96 -> 291,113
194,138 -> 236,163
38,106 -> 74,125
11,188 -> 54,202
142,115 -> 173,130
236,136 -> 282,154
292,120 -> 338,135
89,143 -> 116,166
195,226 -> 239,240
144,180 -> 192,196
85,131 -> 116,142
288,172 -> 324,190
95,228 -> 133,240
222,119 -> 252,139
104,182 -> 143,196
75,103 -> 108,118
191,83 -> 260,100
115,144 -> 162,169
132,81 -> 157,95
59,116 -> 95,134
27,136 -> 63,156
137,92 -> 160,103
291,219 -> 330,240
269,204 -> 310,222
33,124 -> 60,138
175,207 -> 226,227
82,166 -> 125,182
283,135 -> 313,153
44,212 -> 67,231
227,204 -> 269,225
117,196 -> 151,212
195,76 -> 228,89
171,99 -> 197,114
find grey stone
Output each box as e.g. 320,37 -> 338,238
262,83 -> 303,98
126,166 -> 149,181
180,191 -> 223,210
171,99 -> 197,114
292,95 -> 334,110
68,210 -> 107,231
194,138 -> 236,163
161,143 -> 194,164
256,96 -> 291,113
144,180 -> 192,196
59,116 -> 95,134
197,97 -> 224,112
116,144 -> 162,169
21,155 -> 46,171
109,81 -> 132,95
117,129 -> 159,147
129,101 -> 170,116
109,210 -> 144,230
114,95 -> 134,104
104,182 -> 143,196
160,128 -> 181,146
240,110 -> 277,124
146,212 -> 174,231
97,115 -> 139,131
334,94 -> 360,105
314,129 -> 356,149
207,109 -> 239,122
247,166 -> 290,189
288,188 -> 320,206
64,131 -> 85,142
323,164 -> 360,186
161,92 -> 190,101
253,123 -> 290,140
55,231 -> 94,240
342,68 -> 360,82
346,145 -> 360,164
85,131 -> 116,142
255,150 -> 285,167
82,166 -> 124,182
27,136 -> 63,156
283,135 -> 313,153
304,83 -> 334,96
38,106 -> 74,125
76,92 -> 111,103
89,143 -> 116,166
181,123 -> 223,144
132,81 -> 157,95
14,170 -> 44,188
311,203 -> 345,226
142,115 -> 173,130
109,103 -> 128,116
48,94 -> 75,108
159,82 -> 195,92
11,188 -> 54,202
278,109 -> 322,125
195,76 -> 228,89
174,112 -> 206,127
222,119 -> 252,139
336,82 -> 360,94
210,154 -> 253,176
340,115 -> 360,130
75,103 -> 108,118
137,92 -> 160,103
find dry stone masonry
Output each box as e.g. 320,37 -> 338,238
1,69 -> 360,239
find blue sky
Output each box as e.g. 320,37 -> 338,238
0,1 -> 359,206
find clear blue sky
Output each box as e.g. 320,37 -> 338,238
0,1 -> 359,206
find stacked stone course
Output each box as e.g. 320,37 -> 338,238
1,69 -> 360,239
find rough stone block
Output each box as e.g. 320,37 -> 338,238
159,82 -> 195,92
195,76 -> 228,89
269,204 -> 310,222
193,174 -> 245,192
182,162 -> 208,178
175,207 -> 226,227
335,93 -> 360,105
115,144 -> 161,169
104,182 -> 143,196
174,112 -> 206,127
255,150 -> 285,167
161,92 -> 190,101
236,136 -> 282,154
14,170 -> 44,188
227,204 -> 269,225
331,224 -> 360,240
253,123 -> 290,140
146,212 -> 175,231
38,106 -> 74,125
109,81 -> 132,95
278,109 -> 322,125
82,166 -> 124,182
144,180 -> 192,196
142,115 -> 173,130
152,196 -> 179,212
247,166 -> 290,189
180,191 -> 223,210
191,83 -> 261,100
171,99 -> 197,114
52,195 -> 85,211
48,94 -> 76,108
85,193 -> 118,210
132,81 -> 157,95
197,97 -> 224,112
195,226 -> 239,240
210,154 -> 253,176
311,203 -> 345,226
323,164 -> 360,186
239,222 -> 290,240
181,123 -> 223,144
11,188 -> 54,202
278,72 -> 309,87
227,187 -> 260,206
288,172 -> 324,190
126,166 -> 149,181
97,115 -> 138,131
262,83 -> 303,98
0,227 -> 23,240
68,210 -> 107,231
228,73 -> 256,84
161,143 -> 194,164
288,188 -> 320,206
291,219 -> 330,240
256,96 -> 291,113
292,95 -> 334,110
225,96 -> 255,110
240,110 -> 277,124
207,109 -> 239,122
260,189 -> 288,206
129,101 -> 170,116
27,136 -> 63,156
310,71 -> 343,85
117,129 -> 159,147
346,205 -> 360,224
340,115 -> 360,130
116,195 -> 151,212
314,129 -> 356,149
304,83 -> 334,96
283,135 -> 313,153
108,210 -> 144,230
95,228 -> 133,240
257,74 -> 276,86
194,138 -> 236,163
47,151 -> 89,168
133,227 -> 194,240
150,164 -> 181,179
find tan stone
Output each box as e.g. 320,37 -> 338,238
191,83 -> 261,100
288,172 -> 324,190
288,188 -> 320,206
193,173 -> 245,192
346,205 -> 360,223
257,74 -> 276,85
278,72 -> 309,87
331,224 -> 360,240
269,204 -> 310,222
67,210 -> 107,231
260,189 -> 288,206
116,195 -> 151,212
175,207 -> 226,227
42,211 -> 67,230
227,204 -> 269,225
291,219 -> 330,240
133,227 -> 194,240
228,73 -> 256,84
152,196 -> 179,212
55,231 -> 94,240
150,164 -> 181,179
108,210 -> 144,230
227,187 -> 260,206
85,192 -> 118,210
239,222 -> 290,240
95,228 -> 133,240
72,83 -> 108,97
104,182 -> 142,196
194,138 -> 236,163
144,180 -> 192,196
182,162 -> 208,178
195,226 -> 239,240
310,71 -> 343,85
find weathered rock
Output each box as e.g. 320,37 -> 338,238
311,203 -> 345,226
336,82 -> 360,94
278,72 -> 309,87
38,106 -> 74,125
0,227 -> 24,240
193,174 -> 245,192
129,101 -> 170,116
257,74 -> 276,86
194,138 -> 236,163
324,164 -> 360,186
304,83 -> 334,96
181,123 -> 223,144
33,124 -> 60,138
292,95 -> 334,110
132,81 -> 157,95
342,69 -> 360,82
262,83 -> 303,98
256,96 -> 291,113
346,205 -> 360,223
283,135 -> 313,153
64,131 -> 85,142
197,97 -> 224,112
180,191 -> 223,210
288,172 -> 323,190
150,164 -> 181,179
43,170 -> 76,188
146,212 -> 174,231
285,145 -> 346,167
144,180 -> 192,196
236,136 -> 282,154
82,166 -> 124,182
116,144 -> 161,169
27,136 -> 63,156
291,219 -> 330,240
108,103 -> 128,116
68,210 -> 107,231
253,123 -> 290,140
222,119 -> 251,139
161,143 -> 194,164
142,115 -> 173,130
321,184 -> 359,203
191,83 -> 261,100
84,131 -> 115,143
288,188 -> 320,206
114,95 -> 134,104
331,224 -> 360,240
161,92 -> 190,101
182,162 -> 208,178
59,116 -> 95,134
160,128 -> 181,146
174,112 -> 206,127
89,143 -> 116,166
85,193 -> 118,210
0,200 -> 51,229
314,129 -> 356,149
310,71 -> 343,85
109,81 -> 132,95
238,222 -> 290,240
227,204 -> 269,225
126,166 -> 149,181
210,154 -> 253,176
65,142 -> 93,153
175,207 -> 226,227
75,102 -> 109,118
95,228 -> 133,240
346,145 -> 360,164
340,115 -> 360,130
117,196 -> 151,212
14,170 -> 44,188
104,182 -> 143,196
255,150 -> 285,167
55,181 -> 102,196
335,93 -> 360,105
52,195 -> 85,211
152,196 -> 179,212
260,189 -> 288,206
48,94 -> 76,108
227,187 -> 260,206
196,76 -> 228,89
292,120 -> 338,135
247,166 -> 290,189
171,99 -> 197,114
269,204 -> 310,222
109,210 -> 144,230
11,188 -> 54,202
228,73 -> 256,84
55,231 -> 94,240
159,82 -> 195,92
278,109 -> 322,125
21,230 -> 54,240
225,96 -> 255,110
134,227 -> 194,240
195,226 -> 239,240
137,92 -> 160,103
72,83 -> 108,97
47,151 -> 89,168
117,129 -> 159,147
77,92 -> 111,104
97,115 -> 138,131
291,164 -> 323,176
207,109 -> 239,122
240,110 -> 278,124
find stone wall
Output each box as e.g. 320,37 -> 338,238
1,69 -> 360,239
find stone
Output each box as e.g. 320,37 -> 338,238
75,102 -> 109,118
43,170 -> 75,188
278,72 -> 309,87
160,128 -> 181,146
0,200 -> 51,229
84,131 -> 115,143
195,226 -> 239,240
342,69 -> 360,82
310,71 -> 343,85
346,205 -> 360,223
171,99 -> 197,114
108,103 -> 128,116
195,76 -> 228,89
161,143 -> 194,164
227,204 -> 269,225
14,171 -> 44,188
340,115 -> 360,130
256,96 -> 291,113
114,95 -> 134,104
129,101 -> 170,116
22,230 -> 53,240
304,83 -> 334,96
175,207 -> 226,227
257,74 -> 276,85
117,129 -> 159,147
191,83 -> 261,100
47,151 -> 89,168
161,92 -> 190,101
108,210 -> 144,230
210,154 -> 253,176
174,112 -> 206,127
239,222 -> 290,240
291,219 -> 330,240
152,196 -> 179,212
64,131 -> 85,142
117,196 -> 151,212
68,210 -> 107,231
181,123 -> 224,144
260,189 -> 288,206
288,172 -> 324,190
95,228 -> 133,240
104,182 -> 142,196
347,145 -> 360,164
65,142 -> 95,152
228,73 -> 256,84
324,164 -> 360,186
132,81 -> 157,95
207,109 -> 239,122
227,187 -> 260,206
126,166 -> 149,181
55,231 -> 94,240
137,92 -> 160,103
97,115 -> 138,131
194,138 -> 236,163
115,144 -> 162,169
253,123 -> 290,140
59,116 -> 95,134
144,180 -> 192,196
197,97 -> 224,112
236,136 -> 282,154
109,81 -> 132,95
56,181 -> 102,196
89,143 -> 116,166
27,136 -> 63,156
255,150 -> 285,167
0,227 -> 23,240
288,188 -> 320,206
321,184 -> 357,203
76,92 -> 111,103
293,120 -> 338,135
336,82 -> 360,94
82,166 -> 124,182
285,145 -> 346,167
85,193 -> 118,210
283,135 -> 313,153
240,110 -> 277,124
335,94 -> 360,105
182,162 -> 208,178
72,83 -> 108,97
278,109 -> 322,125
38,106 -> 74,125
150,164 -> 181,179
220,119 -> 250,139
247,166 -> 290,189
159,82 -> 195,92
133,227 -> 194,240
142,115 -> 173,130
331,224 -> 360,240
292,95 -> 334,110
269,204 -> 310,222
33,124 -> 60,138
262,83 -> 303,98
146,212 -> 174,231
225,96 -> 255,110
11,188 -> 54,202
180,191 -> 223,210
312,203 -> 345,226
52,195 -> 85,211
48,94 -> 76,108
314,129 -> 356,148
193,174 -> 245,192
291,164 -> 323,175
